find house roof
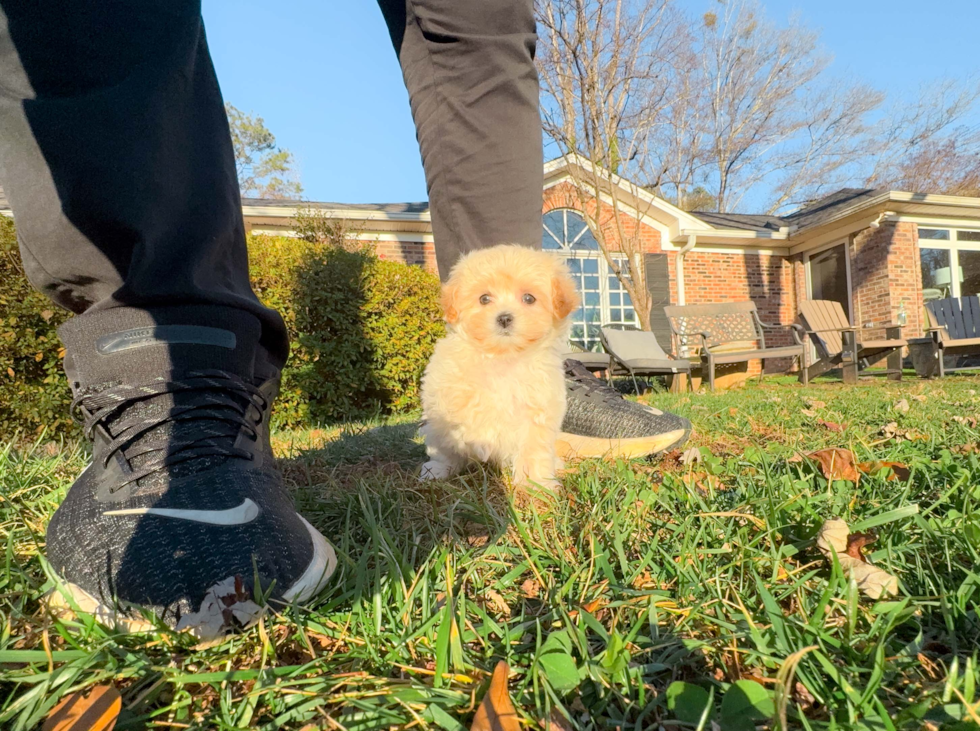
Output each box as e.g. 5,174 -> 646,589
688,211 -> 786,233
783,188 -> 890,230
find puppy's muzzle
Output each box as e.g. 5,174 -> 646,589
496,312 -> 514,330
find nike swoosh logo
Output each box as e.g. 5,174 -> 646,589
103,498 -> 260,525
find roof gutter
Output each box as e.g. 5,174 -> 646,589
675,234 -> 697,306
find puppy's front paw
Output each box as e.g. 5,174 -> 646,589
420,460 -> 456,481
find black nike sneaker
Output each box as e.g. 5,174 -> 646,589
45,307 -> 336,638
558,359 -> 692,459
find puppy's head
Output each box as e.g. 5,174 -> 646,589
442,245 -> 579,355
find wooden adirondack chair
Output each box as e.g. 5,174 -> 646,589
914,296 -> 980,377
798,299 -> 906,383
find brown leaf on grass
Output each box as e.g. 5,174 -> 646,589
43,685 -> 121,731
800,408 -> 818,418
471,661 -> 520,731
815,518 -> 899,599
894,398 -> 910,414
844,531 -> 877,560
542,709 -> 574,731
483,589 -> 512,617
912,395 -> 927,403
857,461 -> 911,481
953,415 -> 978,428
679,446 -> 702,465
805,399 -> 826,409
729,407 -> 738,416
520,579 -> 541,599
807,448 -> 860,482
817,419 -> 846,433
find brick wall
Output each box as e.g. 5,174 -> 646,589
680,250 -> 798,373
368,239 -> 438,274
850,222 -> 922,338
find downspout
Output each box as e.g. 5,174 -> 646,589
675,233 -> 697,306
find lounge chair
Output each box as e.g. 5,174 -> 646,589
798,299 -> 905,383
599,326 -> 691,393
911,296 -> 980,377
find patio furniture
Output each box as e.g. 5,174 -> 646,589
910,296 -> 980,377
664,301 -> 807,391
561,349 -> 611,374
798,299 -> 906,383
599,326 -> 692,394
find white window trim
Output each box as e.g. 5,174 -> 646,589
544,209 -> 638,350
919,228 -> 980,299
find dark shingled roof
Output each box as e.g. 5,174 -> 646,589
689,211 -> 786,233
783,188 -> 888,230
241,197 -> 428,214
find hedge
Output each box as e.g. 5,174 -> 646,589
248,235 -> 445,426
0,223 -> 444,439
0,217 -> 75,438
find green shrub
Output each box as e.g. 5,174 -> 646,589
248,235 -> 444,426
0,225 -> 443,438
0,217 -> 74,439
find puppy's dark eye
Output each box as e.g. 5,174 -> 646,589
522,293 -> 536,305
479,294 -> 492,305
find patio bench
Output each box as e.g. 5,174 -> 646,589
798,299 -> 906,383
599,325 -> 692,393
909,295 -> 980,377
664,301 -> 807,391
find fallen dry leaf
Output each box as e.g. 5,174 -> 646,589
520,579 -> 541,599
679,446 -> 702,465
844,531 -> 877,560
800,408 -> 818,418
815,518 -> 899,599
953,415 -> 978,428
805,399 -> 827,409
894,399 -> 910,414
807,448 -> 860,482
484,589 -> 512,617
817,419 -> 846,433
471,661 -> 521,731
44,685 -> 121,731
912,395 -> 927,403
857,461 -> 911,481
542,709 -> 574,731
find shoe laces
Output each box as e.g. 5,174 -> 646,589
563,359 -> 624,406
71,369 -> 267,489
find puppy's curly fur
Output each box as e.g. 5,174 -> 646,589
419,245 -> 579,489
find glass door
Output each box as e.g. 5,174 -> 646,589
808,243 -> 851,321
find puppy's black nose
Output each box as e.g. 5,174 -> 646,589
496,312 -> 514,329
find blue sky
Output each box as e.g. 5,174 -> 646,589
203,0 -> 980,209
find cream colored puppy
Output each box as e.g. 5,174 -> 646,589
420,245 -> 579,489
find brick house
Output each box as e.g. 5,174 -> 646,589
238,157 -> 980,371
5,157 -> 979,370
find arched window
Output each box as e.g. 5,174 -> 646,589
543,209 -> 637,351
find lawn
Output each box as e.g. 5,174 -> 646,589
3,375 -> 980,730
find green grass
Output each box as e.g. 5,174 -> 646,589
4,376 -> 980,729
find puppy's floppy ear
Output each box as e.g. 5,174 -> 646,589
441,279 -> 461,324
551,267 -> 579,321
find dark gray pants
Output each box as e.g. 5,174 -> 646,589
0,0 -> 541,367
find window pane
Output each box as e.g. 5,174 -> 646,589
583,258 -> 599,273
960,251 -> 980,297
608,276 -> 622,290
584,291 -> 600,306
919,228 -> 950,240
565,211 -> 588,244
567,258 -> 582,273
584,276 -> 599,289
572,230 -> 600,250
959,230 -> 980,242
542,211 -> 565,249
610,308 -> 622,321
609,292 -> 621,306
809,244 -> 850,320
920,248 -> 952,301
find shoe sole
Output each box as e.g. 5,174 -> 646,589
46,515 -> 337,639
556,426 -> 691,460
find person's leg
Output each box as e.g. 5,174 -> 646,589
377,0 -> 543,279
0,1 -> 334,635
378,0 -> 692,458
0,0 -> 287,361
